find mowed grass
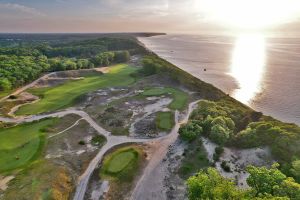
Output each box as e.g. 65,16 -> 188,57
0,118 -> 57,172
100,147 -> 140,181
16,64 -> 138,115
142,87 -> 188,110
156,111 -> 175,131
100,146 -> 144,199
106,151 -> 136,173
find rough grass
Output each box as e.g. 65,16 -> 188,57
0,118 -> 57,172
142,87 -> 188,110
2,160 -> 73,200
0,90 -> 12,99
0,100 -> 26,117
156,111 -> 175,131
178,138 -> 210,179
16,64 -> 138,115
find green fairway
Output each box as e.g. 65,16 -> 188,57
16,64 -> 137,115
0,118 -> 56,172
142,87 -> 188,110
156,111 -> 175,131
100,147 -> 140,180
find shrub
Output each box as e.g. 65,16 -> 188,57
213,146 -> 224,161
210,124 -> 231,145
221,161 -> 231,172
91,135 -> 106,146
179,121 -> 203,142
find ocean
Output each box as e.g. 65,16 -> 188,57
139,34 -> 300,125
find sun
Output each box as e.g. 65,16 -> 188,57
196,0 -> 300,29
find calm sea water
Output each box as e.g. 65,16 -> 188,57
139,34 -> 300,125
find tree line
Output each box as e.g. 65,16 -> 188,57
187,164 -> 300,199
0,37 -> 135,91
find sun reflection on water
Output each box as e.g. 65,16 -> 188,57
230,33 -> 266,104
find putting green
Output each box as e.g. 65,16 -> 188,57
156,111 -> 175,131
16,64 -> 138,115
142,87 -> 188,110
106,151 -> 136,173
101,147 -> 139,179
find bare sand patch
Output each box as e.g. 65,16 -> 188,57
0,176 -> 14,191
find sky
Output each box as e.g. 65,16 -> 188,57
1,0 -> 300,33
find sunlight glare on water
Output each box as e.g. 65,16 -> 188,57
230,33 -> 266,104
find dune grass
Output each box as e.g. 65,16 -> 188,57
156,111 -> 175,131
142,87 -> 188,110
16,64 -> 137,115
0,118 -> 57,172
3,160 -> 73,200
178,138 -> 210,178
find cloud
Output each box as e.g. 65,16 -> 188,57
0,3 -> 46,17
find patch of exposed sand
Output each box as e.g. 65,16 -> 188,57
95,67 -> 110,74
202,137 -> 274,188
9,92 -> 38,102
129,97 -> 172,137
0,176 -> 14,191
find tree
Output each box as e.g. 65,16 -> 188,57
275,177 -> 300,199
187,168 -> 245,200
63,59 -> 77,70
179,120 -> 203,142
0,78 -> 12,91
247,163 -> 287,196
291,159 -> 300,183
247,163 -> 300,199
141,58 -> 157,75
187,165 -> 300,200
210,124 -> 230,145
115,51 -> 130,63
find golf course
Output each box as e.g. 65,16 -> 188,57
16,64 -> 138,115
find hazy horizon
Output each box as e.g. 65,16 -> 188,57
1,0 -> 300,33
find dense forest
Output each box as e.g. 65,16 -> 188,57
0,35 -> 143,91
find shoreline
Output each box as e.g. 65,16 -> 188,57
137,35 -> 300,126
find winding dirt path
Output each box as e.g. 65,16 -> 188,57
48,118 -> 84,139
130,101 -> 199,200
